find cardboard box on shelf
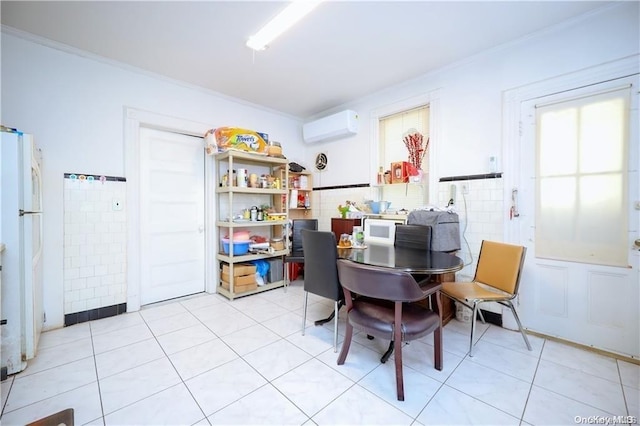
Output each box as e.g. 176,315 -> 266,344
222,263 -> 256,277
220,280 -> 258,293
221,272 -> 256,286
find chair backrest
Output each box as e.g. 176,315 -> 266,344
336,259 -> 426,303
474,240 -> 527,295
301,229 -> 342,301
394,224 -> 432,250
291,219 -> 318,253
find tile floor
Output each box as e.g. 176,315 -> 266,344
1,281 -> 638,425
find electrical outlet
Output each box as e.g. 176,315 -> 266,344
461,183 -> 469,194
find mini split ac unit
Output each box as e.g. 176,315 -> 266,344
303,110 -> 359,144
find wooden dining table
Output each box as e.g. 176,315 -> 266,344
337,243 -> 464,362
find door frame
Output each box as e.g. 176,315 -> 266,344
124,108 -> 214,312
502,55 -> 638,243
502,55 -> 639,346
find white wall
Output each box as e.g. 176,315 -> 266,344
2,2 -> 637,330
304,2 -> 639,187
1,32 -> 303,329
307,2 -> 639,263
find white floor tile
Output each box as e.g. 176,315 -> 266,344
99,357 -> 181,415
4,357 -> 97,412
207,384 -> 309,425
417,385 -> 520,425
619,359 -> 640,390
467,339 -> 540,382
95,337 -> 165,379
313,384 -> 414,425
523,385 -> 616,425
185,358 -> 268,417
445,358 -> 531,418
242,339 -> 312,381
358,362 -> 442,418
624,385 -> 639,417
178,292 -> 225,312
534,359 -> 627,415
145,310 -> 201,337
220,323 -> 282,356
286,324 -> 336,356
261,311 -> 308,337
402,340 -> 464,383
36,322 -> 91,350
0,381 -> 102,426
139,301 -> 189,322
91,323 -> 154,354
199,309 -> 258,337
19,337 -> 93,377
271,358 -> 354,417
317,340 -> 381,382
4,294 -> 637,426
156,322 -> 217,355
541,340 -> 620,383
169,338 -> 238,380
478,324 -> 544,357
104,383 -> 204,426
89,311 -> 144,336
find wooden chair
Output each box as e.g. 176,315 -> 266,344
336,259 -> 443,401
441,240 -> 531,356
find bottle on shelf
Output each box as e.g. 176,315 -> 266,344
377,167 -> 384,185
304,192 -> 310,209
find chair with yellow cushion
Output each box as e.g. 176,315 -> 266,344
441,240 -> 531,357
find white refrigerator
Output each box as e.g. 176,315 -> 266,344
1,129 -> 44,375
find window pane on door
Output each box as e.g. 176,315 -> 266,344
535,87 -> 629,267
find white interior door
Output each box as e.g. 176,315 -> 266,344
517,75 -> 639,358
139,127 -> 205,305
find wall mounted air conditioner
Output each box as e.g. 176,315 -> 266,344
303,110 -> 359,144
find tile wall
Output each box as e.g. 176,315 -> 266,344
313,176 -> 505,316
63,174 -> 127,324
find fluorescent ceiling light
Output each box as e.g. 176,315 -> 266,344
246,0 -> 322,51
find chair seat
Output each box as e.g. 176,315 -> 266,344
442,281 -> 513,303
284,252 -> 305,263
349,299 -> 439,341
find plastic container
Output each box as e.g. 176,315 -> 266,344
221,238 -> 250,255
455,301 -> 472,323
270,237 -> 284,251
370,201 -> 391,214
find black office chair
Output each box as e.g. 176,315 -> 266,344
394,224 -> 432,250
336,259 -> 443,401
283,219 -> 318,286
300,229 -> 344,352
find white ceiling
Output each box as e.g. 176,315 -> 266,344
1,1 -> 613,118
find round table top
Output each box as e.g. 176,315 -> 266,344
337,243 -> 463,275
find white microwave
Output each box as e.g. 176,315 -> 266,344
363,218 -> 404,245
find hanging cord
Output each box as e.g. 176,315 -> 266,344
461,190 -> 474,268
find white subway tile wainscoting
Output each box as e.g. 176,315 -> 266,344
1,288 -> 637,425
63,174 -> 127,325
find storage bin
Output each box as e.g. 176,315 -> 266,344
221,238 -> 250,255
267,258 -> 284,283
